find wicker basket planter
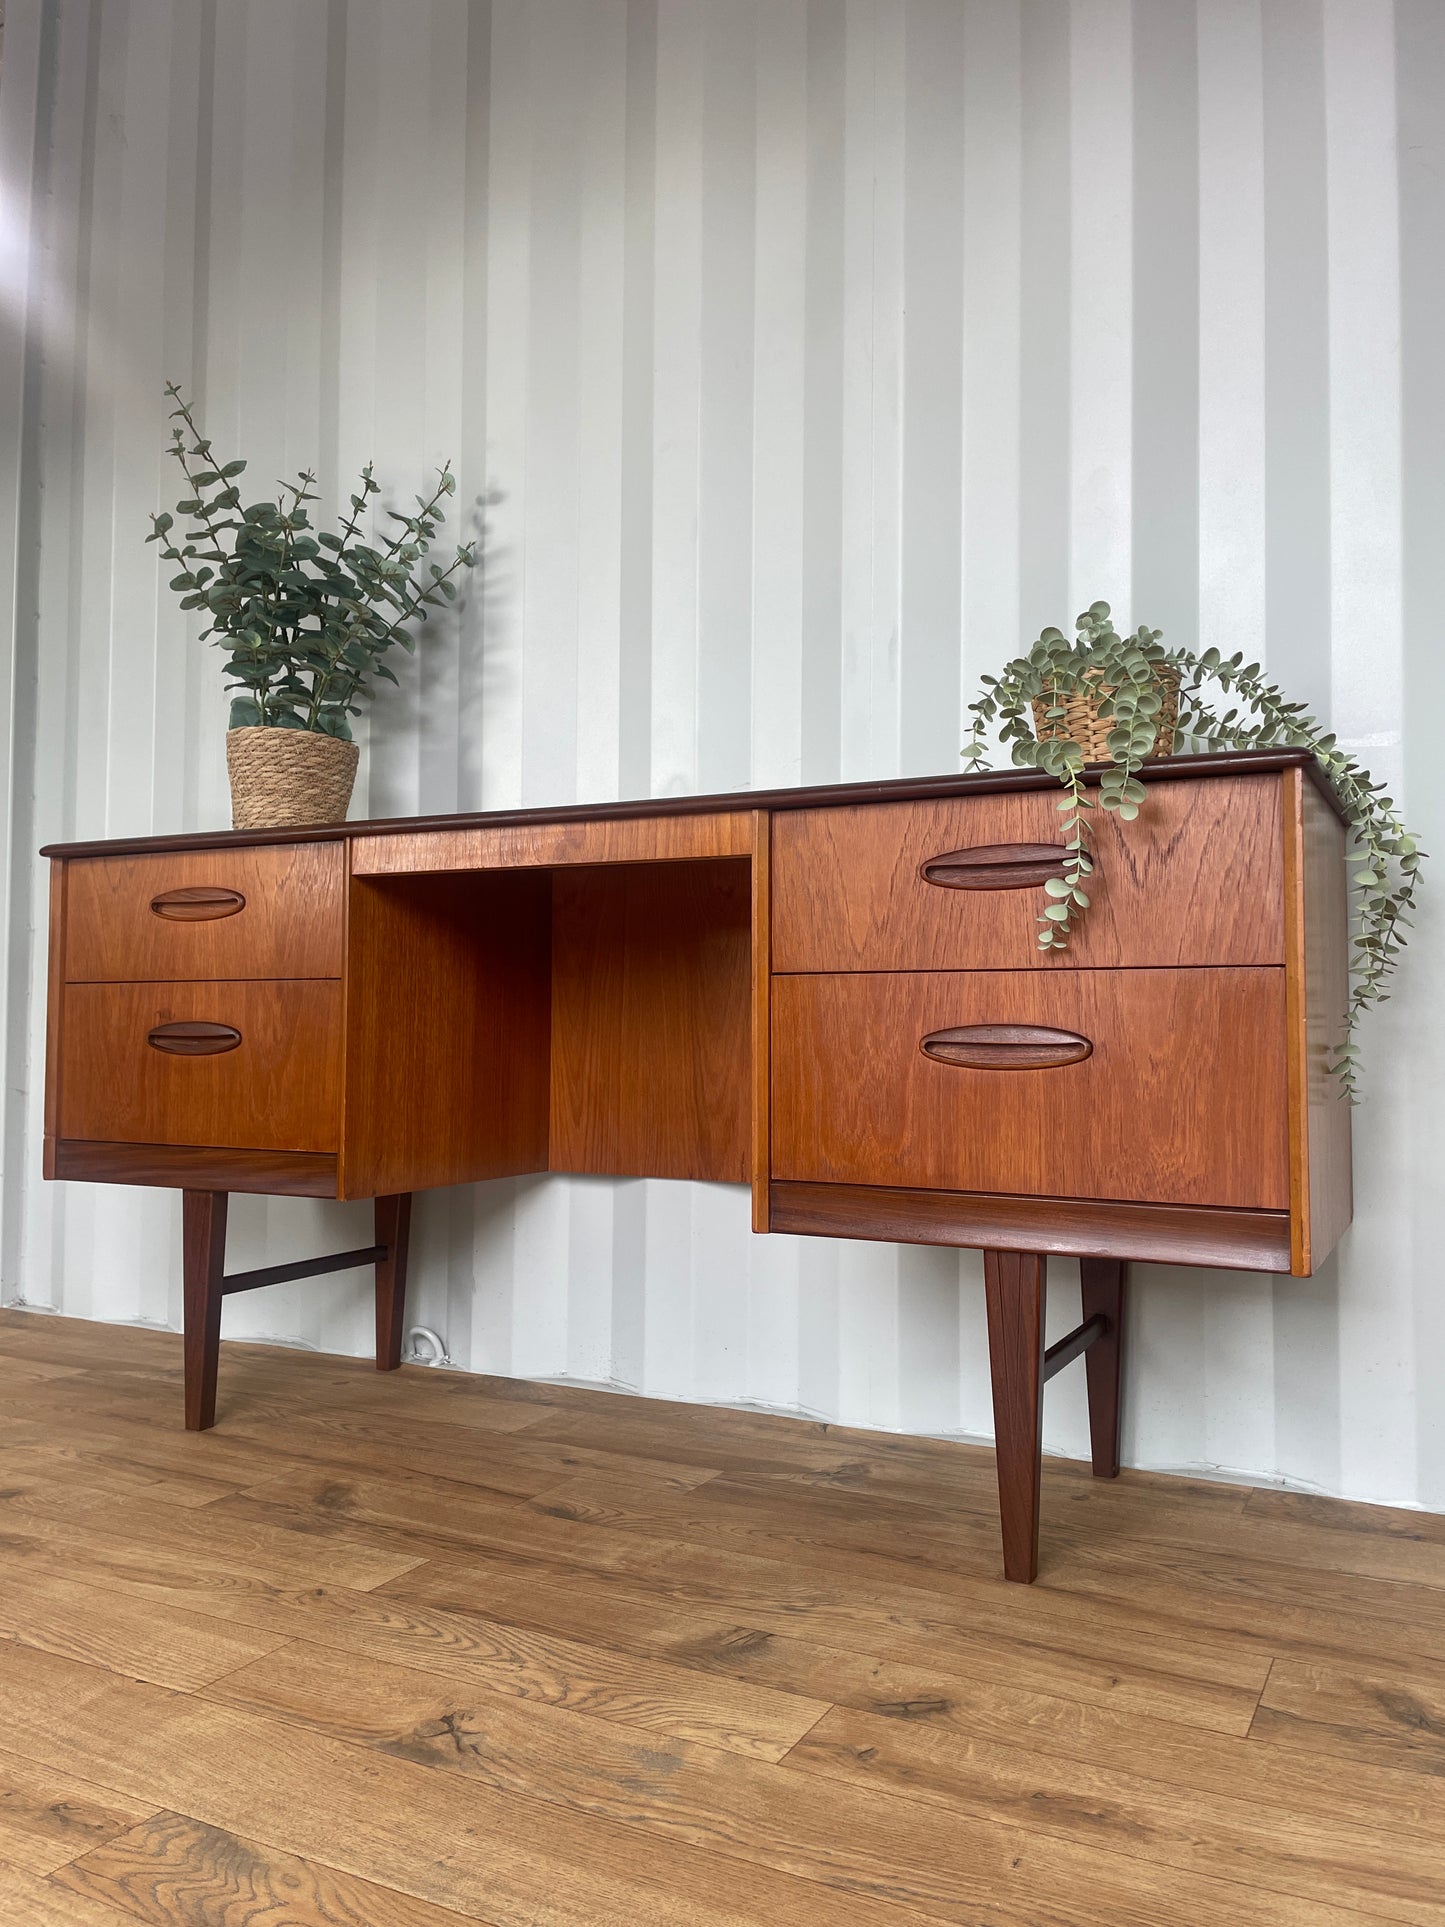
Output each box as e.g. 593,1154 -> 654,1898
225,727 -> 359,830
1030,663 -> 1180,761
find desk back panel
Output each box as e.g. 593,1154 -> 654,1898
342,870 -> 552,1199
549,860 -> 751,1182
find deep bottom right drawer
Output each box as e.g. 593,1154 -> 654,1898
771,968 -> 1289,1210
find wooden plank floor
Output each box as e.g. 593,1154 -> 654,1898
1,1309 -> 1442,1926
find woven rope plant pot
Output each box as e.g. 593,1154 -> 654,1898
1030,663 -> 1181,761
226,727 -> 360,829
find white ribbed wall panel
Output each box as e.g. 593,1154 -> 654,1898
2,0 -> 1443,1509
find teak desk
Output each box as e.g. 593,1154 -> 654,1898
41,748 -> 1350,1582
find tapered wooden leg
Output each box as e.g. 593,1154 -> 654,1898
1080,1257 -> 1126,1479
983,1249 -> 1047,1584
182,1190 -> 228,1432
374,1193 -> 413,1371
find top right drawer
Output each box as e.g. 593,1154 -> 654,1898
771,773 -> 1284,972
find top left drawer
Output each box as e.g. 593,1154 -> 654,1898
62,843 -> 345,982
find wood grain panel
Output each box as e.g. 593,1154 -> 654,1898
53,1812 -> 490,1927
190,1641 -> 1295,1927
351,811 -> 753,876
783,1703 -> 1445,1926
341,872 -> 551,1199
58,982 -> 341,1153
1283,765 -> 1353,1275
772,774 -> 1285,971
7,1317 -> 1443,1927
0,1646 -> 887,1927
549,860 -> 750,1183
751,812 -> 772,1228
0,1747 -> 153,1878
40,748 -> 1343,859
1251,1655 -> 1445,1777
204,1604 -> 827,1763
768,1183 -> 1292,1270
49,1141 -> 338,1196
42,861 -> 66,1180
0,1567 -> 288,1693
772,968 -> 1289,1208
63,844 -> 343,982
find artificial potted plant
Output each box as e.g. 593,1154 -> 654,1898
962,603 -> 1422,1094
149,384 -> 476,829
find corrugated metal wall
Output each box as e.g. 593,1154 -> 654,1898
2,0 -> 1442,1508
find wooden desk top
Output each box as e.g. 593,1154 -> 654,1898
40,747 -> 1341,859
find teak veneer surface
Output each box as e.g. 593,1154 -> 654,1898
48,1140 -> 339,1196
0,1312 -> 1439,1927
342,872 -> 552,1199
772,773 -> 1284,972
350,811 -> 754,875
62,843 -> 344,982
549,861 -> 751,1182
769,1182 -> 1293,1271
772,967 -> 1290,1208
39,747 -> 1344,858
58,980 -> 342,1154
1284,765 -> 1353,1273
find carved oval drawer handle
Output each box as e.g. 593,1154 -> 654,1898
920,1023 -> 1092,1070
146,1021 -> 243,1056
149,886 -> 247,921
920,843 -> 1068,891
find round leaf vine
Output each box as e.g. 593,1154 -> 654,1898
962,602 -> 1422,1097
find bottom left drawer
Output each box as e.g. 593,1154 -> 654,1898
57,980 -> 342,1153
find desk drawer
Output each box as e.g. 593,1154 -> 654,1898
771,775 -> 1284,972
57,980 -> 341,1152
63,844 -> 344,982
771,968 -> 1288,1209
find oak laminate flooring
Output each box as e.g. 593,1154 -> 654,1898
0,1745 -> 155,1877
1245,1483 -> 1445,1547
1,1311 -> 1438,1925
196,1637 -> 1372,1927
554,1454 -> 1445,1603
0,1644 -> 932,1927
785,1704 -> 1445,1925
0,1369 -> 720,1496
0,1380 -> 355,1492
248,1467 -> 1285,1715
1039,1525 -> 1445,1663
1,1489 -> 424,1594
53,1813 -> 496,1927
354,1479 -> 1282,1695
0,1443 -> 233,1514
514,1466 -> 1445,1671
0,1357 -> 86,1387
0,1858 -> 150,1926
200,1588 -> 830,1762
221,1401 -> 719,1495
386,1545 -> 1271,1736
1250,1653 -> 1445,1777
0,1567 -> 290,1690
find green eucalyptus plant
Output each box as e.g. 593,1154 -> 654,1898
962,602 -> 1422,1095
147,384 -> 476,739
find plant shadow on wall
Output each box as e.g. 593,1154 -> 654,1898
148,383 -> 480,829
962,603 -> 1423,1099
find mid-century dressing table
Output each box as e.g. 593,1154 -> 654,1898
41,747 -> 1350,1582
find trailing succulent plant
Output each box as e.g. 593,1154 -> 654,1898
148,384 -> 475,739
962,602 -> 1422,1095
